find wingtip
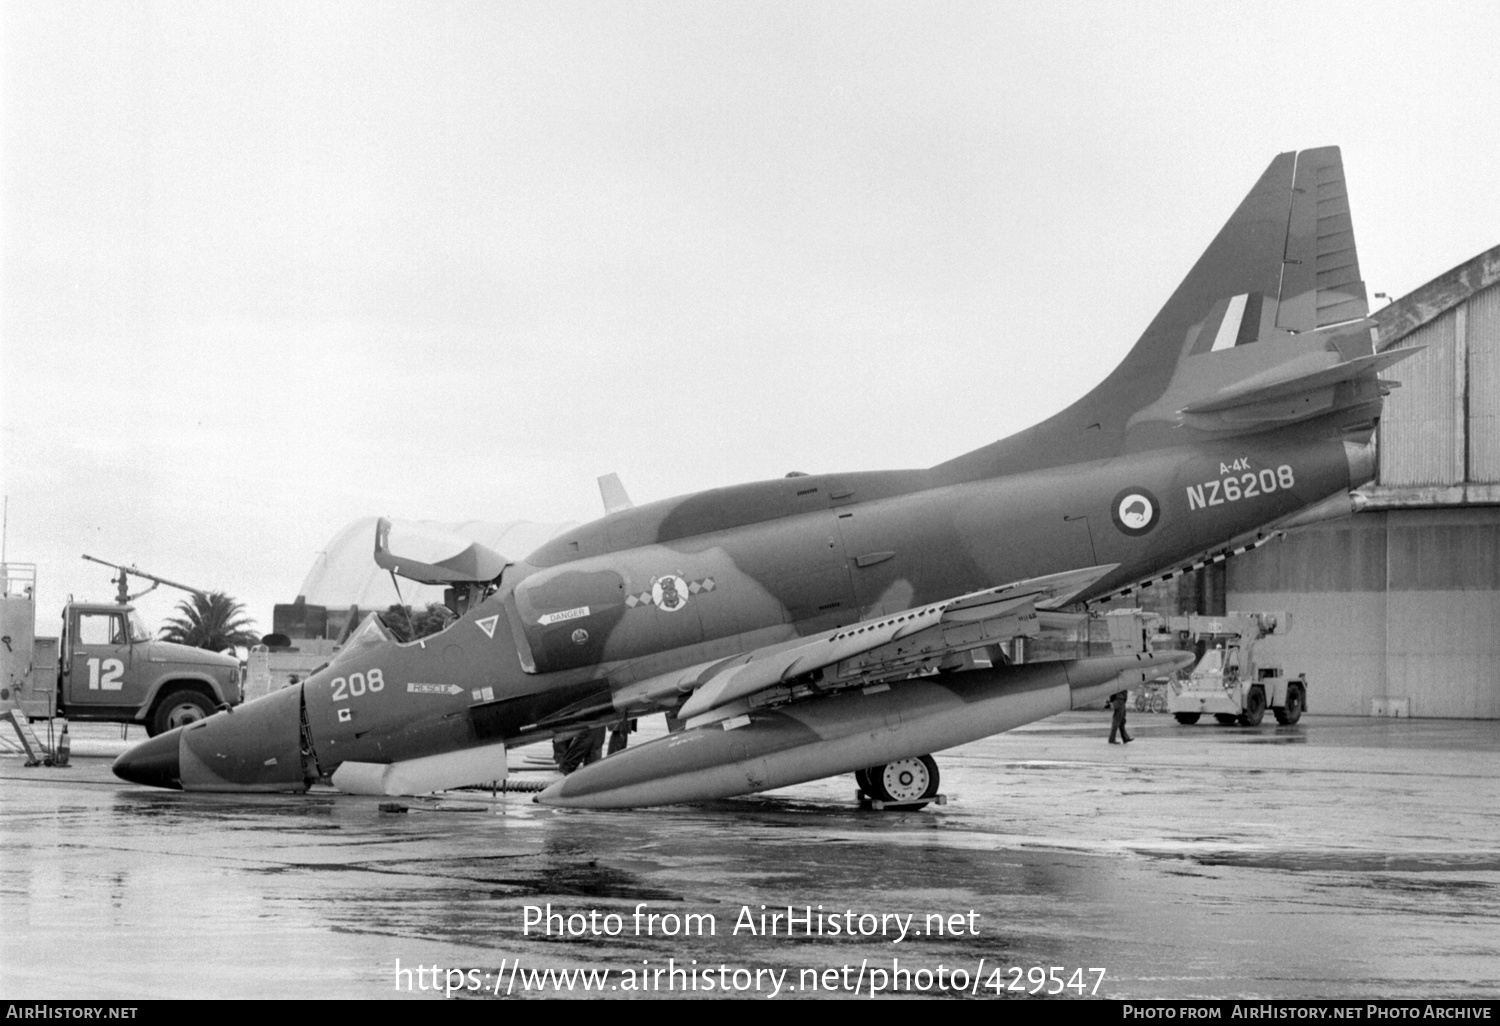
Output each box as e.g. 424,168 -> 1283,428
1035,563 -> 1121,609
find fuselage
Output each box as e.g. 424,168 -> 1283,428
109,145 -> 1401,798
291,411 -> 1371,776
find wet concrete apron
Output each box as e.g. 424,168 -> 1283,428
2,713 -> 1496,999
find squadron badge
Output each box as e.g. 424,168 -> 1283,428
651,574 -> 690,612
623,574 -> 717,611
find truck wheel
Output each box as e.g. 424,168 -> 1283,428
1239,686 -> 1266,726
1174,713 -> 1200,725
866,755 -> 939,808
149,689 -> 216,737
1274,685 -> 1305,725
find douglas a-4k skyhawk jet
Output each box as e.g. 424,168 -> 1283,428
115,147 -> 1413,808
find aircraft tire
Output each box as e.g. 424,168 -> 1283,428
1151,693 -> 1167,714
149,688 -> 216,737
854,767 -> 873,796
1174,713 -> 1200,725
867,755 -> 939,808
1239,686 -> 1267,726
1274,685 -> 1305,725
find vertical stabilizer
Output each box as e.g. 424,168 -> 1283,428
939,148 -> 1379,482
1275,148 -> 1368,331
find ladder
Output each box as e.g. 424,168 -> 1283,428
2,708 -> 47,766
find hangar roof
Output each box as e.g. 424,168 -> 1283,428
1375,244 -> 1500,349
1369,243 -> 1500,498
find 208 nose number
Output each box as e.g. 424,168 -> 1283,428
331,668 -> 386,702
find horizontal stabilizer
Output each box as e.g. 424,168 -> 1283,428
373,517 -> 509,586
1180,347 -> 1417,418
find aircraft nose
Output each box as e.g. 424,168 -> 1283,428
113,729 -> 184,789
114,684 -> 310,792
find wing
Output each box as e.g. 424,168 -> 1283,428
611,563 -> 1118,728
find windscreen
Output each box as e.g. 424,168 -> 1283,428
127,610 -> 152,643
323,613 -> 395,672
1192,648 -> 1224,680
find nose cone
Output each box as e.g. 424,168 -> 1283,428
113,729 -> 184,789
114,684 -> 310,792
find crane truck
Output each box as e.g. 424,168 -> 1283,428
1164,612 -> 1307,726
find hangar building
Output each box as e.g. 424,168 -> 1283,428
1229,245 -> 1500,719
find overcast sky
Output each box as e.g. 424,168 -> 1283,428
3,0 -> 1498,635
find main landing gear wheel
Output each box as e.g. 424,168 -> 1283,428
148,689 -> 215,737
857,755 -> 941,810
1174,712 -> 1201,725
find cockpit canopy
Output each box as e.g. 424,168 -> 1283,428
373,517 -> 509,587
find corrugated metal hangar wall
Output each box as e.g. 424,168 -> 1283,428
1229,245 -> 1500,718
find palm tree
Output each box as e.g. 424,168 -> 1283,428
158,591 -> 260,650
379,603 -> 455,643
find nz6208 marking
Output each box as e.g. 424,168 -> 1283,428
1187,464 -> 1295,511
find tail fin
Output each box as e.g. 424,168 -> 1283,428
939,147 -> 1401,481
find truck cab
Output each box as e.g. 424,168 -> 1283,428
56,601 -> 243,735
3,563 -> 246,737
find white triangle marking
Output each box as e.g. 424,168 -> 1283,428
476,615 -> 499,639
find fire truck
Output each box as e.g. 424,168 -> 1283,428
1,559 -> 243,737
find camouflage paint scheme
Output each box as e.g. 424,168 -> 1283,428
113,147 -> 1412,802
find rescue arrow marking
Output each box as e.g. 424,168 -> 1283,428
475,615 -> 499,639
408,683 -> 465,696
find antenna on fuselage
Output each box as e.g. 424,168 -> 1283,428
598,473 -> 633,515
